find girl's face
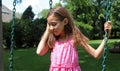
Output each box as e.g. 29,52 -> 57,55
47,14 -> 67,37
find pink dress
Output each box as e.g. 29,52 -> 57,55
49,38 -> 81,71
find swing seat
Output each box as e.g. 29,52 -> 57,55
109,42 -> 120,53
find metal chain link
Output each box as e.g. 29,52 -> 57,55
49,0 -> 53,9
102,0 -> 111,71
9,0 -> 16,71
105,0 -> 111,21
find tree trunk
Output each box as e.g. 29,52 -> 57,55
0,0 -> 4,71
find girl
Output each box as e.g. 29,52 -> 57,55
36,6 -> 112,71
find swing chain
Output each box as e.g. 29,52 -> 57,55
106,0 -> 111,21
102,37 -> 108,71
49,0 -> 53,9
102,0 -> 111,71
9,0 -> 16,71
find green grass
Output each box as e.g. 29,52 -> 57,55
4,39 -> 120,71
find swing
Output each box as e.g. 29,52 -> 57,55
102,0 -> 111,71
9,0 -> 16,71
9,0 -> 111,71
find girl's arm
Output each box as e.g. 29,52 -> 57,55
81,39 -> 105,59
80,21 -> 112,59
36,24 -> 50,56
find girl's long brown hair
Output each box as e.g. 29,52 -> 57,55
46,6 -> 88,48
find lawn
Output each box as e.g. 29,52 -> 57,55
4,39 -> 120,71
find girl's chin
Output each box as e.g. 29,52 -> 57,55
53,32 -> 59,36
53,34 -> 59,37
53,33 -> 60,36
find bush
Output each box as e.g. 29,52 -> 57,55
3,18 -> 47,49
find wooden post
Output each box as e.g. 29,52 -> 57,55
0,0 -> 4,71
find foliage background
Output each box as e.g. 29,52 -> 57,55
3,0 -> 120,49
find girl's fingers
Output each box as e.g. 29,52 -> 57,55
104,21 -> 112,30
104,21 -> 112,38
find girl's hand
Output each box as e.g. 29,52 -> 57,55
104,21 -> 112,38
45,23 -> 50,34
46,23 -> 49,30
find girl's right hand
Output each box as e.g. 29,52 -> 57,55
45,23 -> 50,34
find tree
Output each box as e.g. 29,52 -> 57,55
54,2 -> 62,8
15,5 -> 35,48
38,9 -> 49,18
63,0 -> 105,38
37,2 -> 62,18
31,18 -> 47,47
63,0 -> 116,39
111,0 -> 120,38
21,5 -> 35,20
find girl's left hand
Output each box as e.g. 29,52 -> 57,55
104,21 -> 112,37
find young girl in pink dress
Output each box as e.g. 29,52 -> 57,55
36,6 -> 112,71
